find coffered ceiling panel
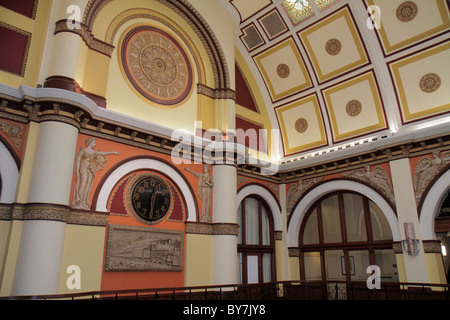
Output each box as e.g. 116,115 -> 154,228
275,94 -> 328,156
253,37 -> 313,102
298,6 -> 369,83
388,41 -> 450,124
322,71 -> 387,143
231,0 -> 272,22
222,0 -> 448,163
366,0 -> 450,55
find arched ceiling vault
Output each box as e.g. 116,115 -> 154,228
220,0 -> 450,168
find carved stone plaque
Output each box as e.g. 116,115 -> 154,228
104,224 -> 183,272
121,25 -> 192,105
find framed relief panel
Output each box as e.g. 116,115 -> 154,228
104,224 -> 183,272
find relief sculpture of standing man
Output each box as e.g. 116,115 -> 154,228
71,138 -> 119,210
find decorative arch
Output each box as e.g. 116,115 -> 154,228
419,168 -> 450,240
237,184 -> 281,231
83,0 -> 230,90
287,179 -> 400,247
93,157 -> 198,222
0,140 -> 19,203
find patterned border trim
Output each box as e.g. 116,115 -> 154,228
197,83 -> 236,101
185,222 -> 239,235
0,203 -> 108,226
54,19 -> 115,57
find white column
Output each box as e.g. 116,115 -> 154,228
12,121 -> 78,296
389,158 -> 429,283
212,165 -> 238,285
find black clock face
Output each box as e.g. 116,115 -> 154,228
130,175 -> 172,223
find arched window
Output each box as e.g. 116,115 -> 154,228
299,191 -> 398,283
237,196 -> 275,284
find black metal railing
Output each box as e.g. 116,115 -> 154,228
1,280 -> 449,300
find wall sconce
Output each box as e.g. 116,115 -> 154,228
402,222 -> 420,256
442,245 -> 447,257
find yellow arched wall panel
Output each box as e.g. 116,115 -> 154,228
82,0 -> 233,134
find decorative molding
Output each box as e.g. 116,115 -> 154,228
413,151 -> 450,204
288,247 -> 300,257
197,83 -> 236,101
274,230 -> 283,240
54,20 -> 115,57
0,90 -> 449,184
0,203 -> 108,226
393,241 -> 403,254
294,118 -> 308,133
341,165 -> 395,205
286,177 -> 324,215
276,64 -> 290,78
0,120 -> 24,151
422,240 -> 442,254
419,73 -> 441,93
325,38 -> 342,56
345,99 -> 362,117
185,222 -> 239,236
396,1 -> 418,23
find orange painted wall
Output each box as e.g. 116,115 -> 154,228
69,133 -> 210,291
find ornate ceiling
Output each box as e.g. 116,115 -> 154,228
219,0 -> 450,165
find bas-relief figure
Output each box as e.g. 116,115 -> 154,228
414,150 -> 450,202
71,138 -> 119,210
286,178 -> 323,216
186,165 -> 214,222
341,165 -> 394,204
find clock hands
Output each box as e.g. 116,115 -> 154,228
148,183 -> 160,220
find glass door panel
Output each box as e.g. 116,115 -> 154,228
247,255 -> 259,284
321,195 -> 342,243
348,250 -> 370,281
343,193 -> 367,242
375,249 -> 398,282
325,250 -> 346,300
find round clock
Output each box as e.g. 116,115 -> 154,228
120,25 -> 193,106
128,174 -> 173,224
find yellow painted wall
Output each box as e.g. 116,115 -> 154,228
289,257 -> 300,281
425,253 -> 446,285
82,49 -> 111,97
0,221 -> 23,297
58,224 -> 106,294
185,234 -> 213,287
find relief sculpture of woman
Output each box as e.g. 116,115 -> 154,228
71,138 -> 119,210
186,165 -> 214,222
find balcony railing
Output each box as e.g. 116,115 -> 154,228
1,280 -> 449,300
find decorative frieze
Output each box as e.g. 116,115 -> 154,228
185,222 -> 239,236
0,203 -> 108,227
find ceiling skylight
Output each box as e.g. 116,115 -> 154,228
282,0 -> 314,26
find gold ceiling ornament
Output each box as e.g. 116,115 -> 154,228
419,73 -> 441,93
277,63 -> 291,78
295,118 -> 308,133
346,99 -> 362,117
325,38 -> 342,56
121,25 -> 192,106
396,1 -> 418,22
